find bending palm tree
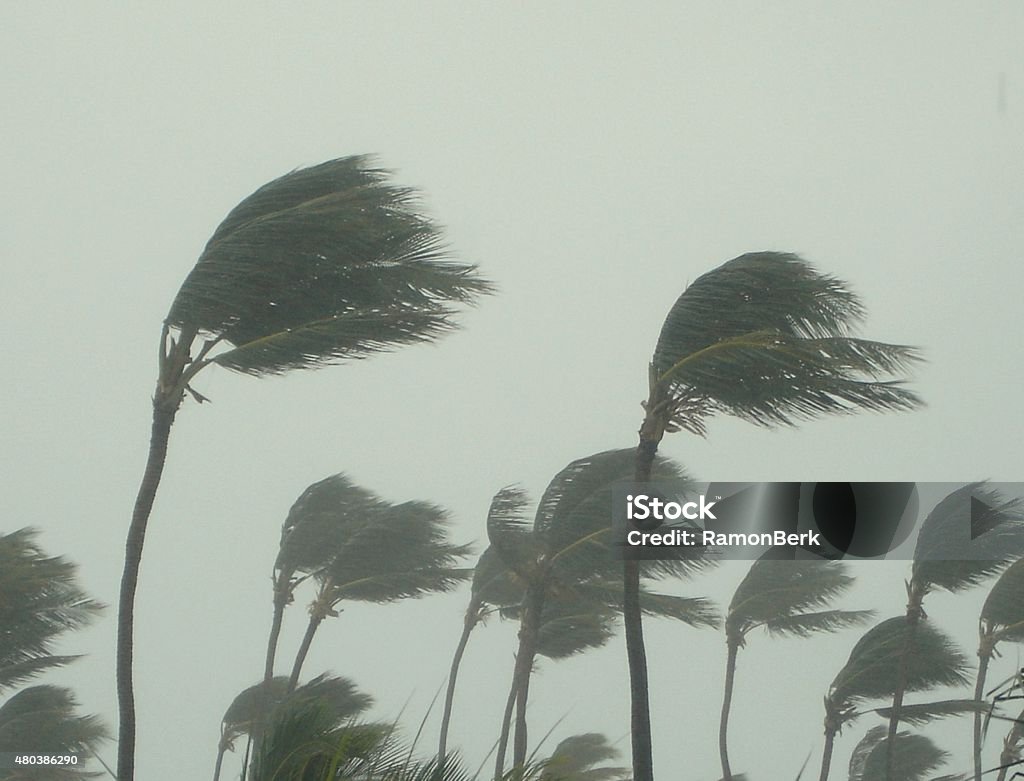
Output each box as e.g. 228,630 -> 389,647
118,156 -> 492,780
718,551 -> 873,780
629,251 -> 922,781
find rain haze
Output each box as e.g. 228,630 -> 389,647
2,4 -> 1023,780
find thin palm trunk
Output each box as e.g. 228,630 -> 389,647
625,395 -> 665,781
213,742 -> 227,781
973,642 -> 993,781
719,640 -> 740,781
886,590 -> 923,778
818,727 -> 837,781
117,401 -> 179,781
512,586 -> 544,769
288,612 -> 325,693
264,584 -> 290,685
494,662 -> 520,779
438,606 -> 480,766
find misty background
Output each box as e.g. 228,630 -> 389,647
2,4 -> 1022,779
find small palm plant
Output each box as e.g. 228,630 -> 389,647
628,252 -> 923,781
718,552 -> 874,780
118,155 -> 492,781
818,616 -> 971,781
486,449 -> 717,774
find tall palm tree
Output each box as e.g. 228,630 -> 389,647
818,616 -> 970,781
0,529 -> 104,693
718,552 -> 873,780
629,251 -> 923,781
284,481 -> 471,691
0,685 -> 109,779
486,449 -> 717,775
974,556 -> 1024,780
892,483 -> 1024,780
118,155 -> 492,781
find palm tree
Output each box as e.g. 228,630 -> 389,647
892,483 -> 1024,781
718,551 -> 873,780
486,449 -> 717,775
214,674 -> 372,781
974,556 -> 1024,780
118,155 -> 492,781
846,726 -> 952,781
283,480 -> 471,690
0,529 -> 104,692
629,251 -> 923,781
818,616 -> 971,781
0,685 -> 109,779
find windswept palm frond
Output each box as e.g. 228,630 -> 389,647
847,726 -> 950,781
871,698 -> 989,726
539,733 -> 629,781
0,530 -> 105,693
980,556 -> 1024,645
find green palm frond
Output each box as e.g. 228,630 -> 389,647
650,252 -> 922,431
911,484 -> 1024,594
871,698 -> 989,726
471,546 -> 526,612
828,617 -> 971,711
486,487 -> 538,582
0,685 -> 109,762
0,529 -> 104,693
535,604 -> 618,660
980,556 -> 1024,643
725,555 -> 865,642
847,726 -> 949,781
165,156 -> 493,376
540,733 -> 629,781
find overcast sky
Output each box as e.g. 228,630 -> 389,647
2,4 -> 1023,779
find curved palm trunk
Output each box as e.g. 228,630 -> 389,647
288,612 -> 325,693
438,605 -> 481,766
886,588 -> 924,778
264,581 -> 291,685
973,640 -> 993,781
512,587 -> 544,769
719,639 -> 740,781
117,400 -> 180,781
625,392 -> 667,781
817,727 -> 837,781
213,742 -> 227,781
495,662 -> 520,779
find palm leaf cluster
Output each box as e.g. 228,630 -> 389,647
847,726 -> 952,781
167,155 -> 493,376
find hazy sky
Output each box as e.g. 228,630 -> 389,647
2,4 -> 1022,779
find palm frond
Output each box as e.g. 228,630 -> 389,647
540,733 -> 629,781
911,484 -> 1024,594
651,252 -> 922,430
980,556 -> 1024,643
847,726 -> 949,781
0,685 -> 109,759
471,546 -> 526,612
871,698 -> 989,726
485,487 -> 538,581
166,155 -> 493,376
765,609 -> 875,639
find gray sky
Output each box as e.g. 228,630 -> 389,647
2,4 -> 1022,779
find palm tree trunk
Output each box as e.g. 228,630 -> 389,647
495,662 -> 520,779
213,743 -> 227,781
817,728 -> 836,781
438,606 -> 480,766
117,399 -> 180,781
288,612 -> 325,693
719,639 -> 740,781
512,586 -> 544,769
973,640 -> 993,781
625,395 -> 666,781
264,583 -> 290,685
886,588 -> 924,778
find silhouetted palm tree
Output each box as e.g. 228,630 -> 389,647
629,252 -> 922,781
818,616 -> 970,781
118,155 -> 492,781
284,480 -> 471,691
0,529 -> 104,692
718,552 -> 873,780
487,449 -> 717,774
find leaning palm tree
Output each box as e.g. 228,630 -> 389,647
718,551 -> 873,780
118,155 -> 492,781
889,483 -> 1024,781
629,251 -> 923,781
487,449 -> 717,775
285,484 -> 471,690
974,556 -> 1024,780
818,616 -> 971,781
0,528 -> 104,693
